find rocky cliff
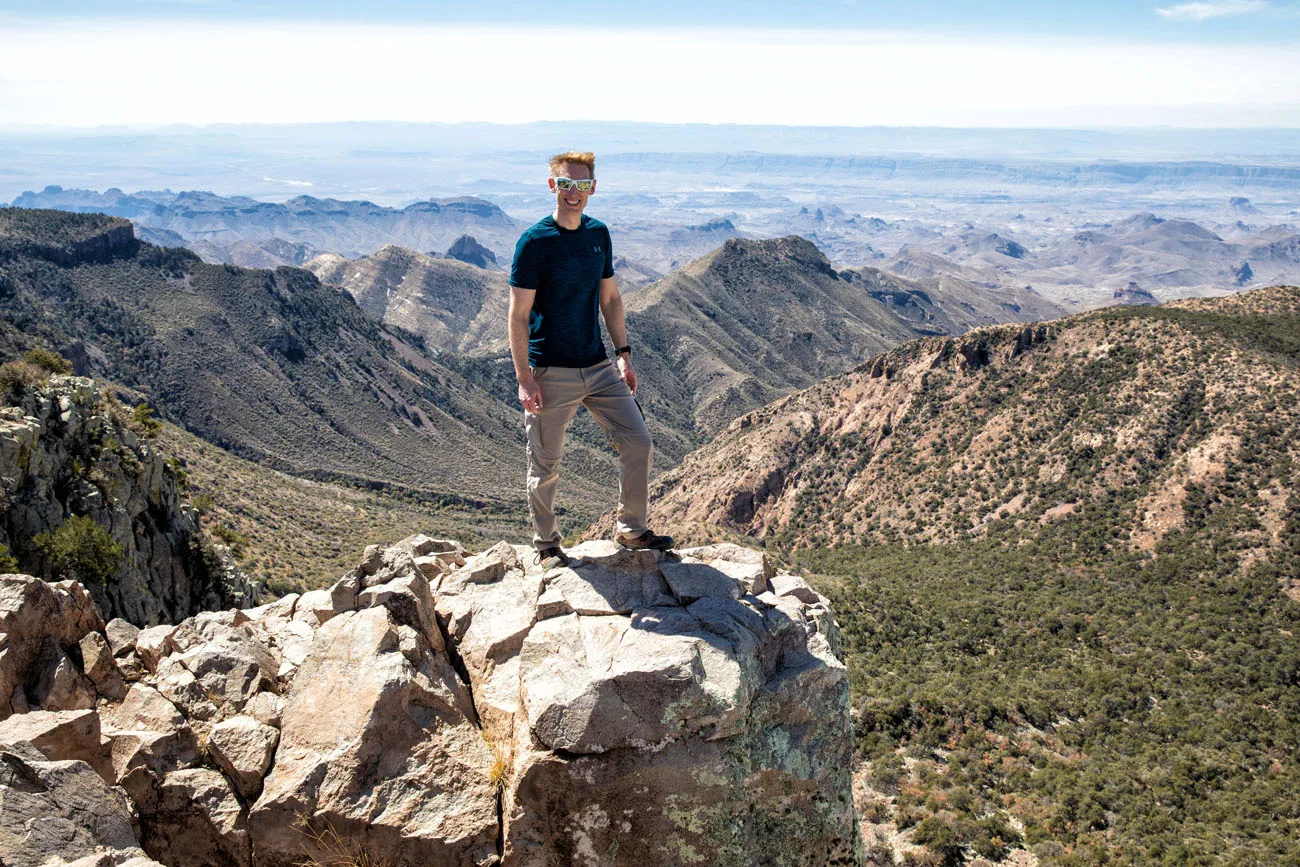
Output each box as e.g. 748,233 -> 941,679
0,376 -> 253,625
0,535 -> 860,866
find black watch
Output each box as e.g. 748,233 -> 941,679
615,345 -> 632,359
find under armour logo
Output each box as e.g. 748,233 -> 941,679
593,245 -> 602,253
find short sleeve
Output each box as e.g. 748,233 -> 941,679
602,226 -> 615,279
511,233 -> 543,289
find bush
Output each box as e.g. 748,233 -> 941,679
131,402 -> 163,438
0,544 -> 17,572
210,524 -> 249,558
0,360 -> 46,398
32,515 -> 123,588
24,347 -> 73,375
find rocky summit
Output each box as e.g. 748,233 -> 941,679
0,534 -> 859,866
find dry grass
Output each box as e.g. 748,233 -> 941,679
294,815 -> 392,867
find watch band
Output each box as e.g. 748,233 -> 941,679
615,345 -> 632,358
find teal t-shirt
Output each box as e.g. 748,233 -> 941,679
510,214 -> 615,368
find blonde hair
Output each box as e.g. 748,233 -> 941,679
549,151 -> 596,177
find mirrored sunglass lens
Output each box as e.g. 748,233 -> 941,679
555,178 -> 593,192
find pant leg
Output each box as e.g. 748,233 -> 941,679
525,367 -> 583,550
580,361 -> 653,538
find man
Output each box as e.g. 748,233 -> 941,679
508,151 -> 673,569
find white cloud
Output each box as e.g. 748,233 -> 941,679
1156,1 -> 1269,21
0,20 -> 1298,128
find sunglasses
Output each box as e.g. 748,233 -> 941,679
553,177 -> 594,193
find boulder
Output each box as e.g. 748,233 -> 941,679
134,625 -> 175,673
105,618 -> 142,658
242,691 -> 285,729
207,714 -> 279,798
153,616 -> 277,720
249,607 -> 499,867
100,683 -> 197,782
0,708 -> 111,781
430,539 -> 859,865
0,573 -> 102,719
80,631 -> 127,701
0,741 -> 145,867
138,768 -> 250,867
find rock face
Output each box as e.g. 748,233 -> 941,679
446,233 -> 499,269
0,534 -> 859,866
0,377 -> 254,625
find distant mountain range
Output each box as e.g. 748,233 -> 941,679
9,186 -> 524,263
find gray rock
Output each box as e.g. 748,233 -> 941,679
0,741 -> 144,867
207,715 -> 279,798
139,768 -> 250,867
0,573 -> 102,719
80,631 -> 127,701
134,625 -> 175,673
249,607 -> 499,867
0,708 -> 111,782
105,618 -> 141,657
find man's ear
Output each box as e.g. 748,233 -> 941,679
589,179 -> 596,196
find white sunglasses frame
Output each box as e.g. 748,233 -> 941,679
552,177 -> 595,193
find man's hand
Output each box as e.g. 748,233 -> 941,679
616,355 -> 637,395
518,374 -> 543,412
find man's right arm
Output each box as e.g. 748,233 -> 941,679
509,285 -> 542,412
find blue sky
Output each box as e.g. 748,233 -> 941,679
2,1 -> 1298,127
5,0 -> 1299,39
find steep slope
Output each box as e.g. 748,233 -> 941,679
624,235 -> 1061,444
622,236 -> 919,446
840,265 -> 1065,337
305,245 -> 510,354
0,210 -> 616,518
646,285 -> 1300,563
640,286 -> 1300,864
0,372 -> 253,625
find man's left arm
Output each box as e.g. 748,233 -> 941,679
598,275 -> 637,394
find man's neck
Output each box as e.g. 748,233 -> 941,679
552,209 -> 583,231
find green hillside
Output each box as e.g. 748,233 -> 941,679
650,286 -> 1300,865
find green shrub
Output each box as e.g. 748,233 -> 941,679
210,524 -> 249,558
32,515 -> 123,588
24,347 -> 73,375
0,360 -> 46,398
131,402 -> 163,438
0,544 -> 17,572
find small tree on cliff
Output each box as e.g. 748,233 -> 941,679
33,515 -> 123,588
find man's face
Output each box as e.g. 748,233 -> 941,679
549,162 -> 595,218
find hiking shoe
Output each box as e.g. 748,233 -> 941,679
615,529 -> 675,551
534,546 -> 570,570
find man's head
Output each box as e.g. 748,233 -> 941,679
548,151 -> 596,221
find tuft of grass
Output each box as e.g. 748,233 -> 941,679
293,815 -> 392,867
484,734 -> 509,793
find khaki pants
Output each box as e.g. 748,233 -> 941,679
524,360 -> 652,550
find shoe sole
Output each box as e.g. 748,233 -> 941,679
615,539 -> 673,552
